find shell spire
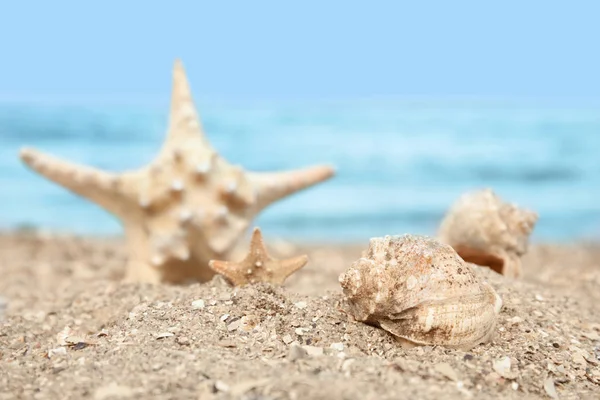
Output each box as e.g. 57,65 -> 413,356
249,165 -> 336,210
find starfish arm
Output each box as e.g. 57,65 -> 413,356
248,165 -> 335,210
164,59 -> 211,150
19,147 -> 125,215
248,227 -> 271,258
273,254 -> 309,284
208,259 -> 245,285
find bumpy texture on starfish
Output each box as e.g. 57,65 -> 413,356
208,227 -> 308,286
437,188 -> 538,278
19,59 -> 334,284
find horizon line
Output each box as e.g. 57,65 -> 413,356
1,94 -> 600,108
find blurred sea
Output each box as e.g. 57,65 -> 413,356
1,99 -> 599,243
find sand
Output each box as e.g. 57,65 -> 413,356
0,230 -> 599,400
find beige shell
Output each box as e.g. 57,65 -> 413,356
338,234 -> 503,350
437,188 -> 538,278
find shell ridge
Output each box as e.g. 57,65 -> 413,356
386,290 -> 492,320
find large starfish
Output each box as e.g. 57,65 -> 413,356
19,59 -> 335,284
208,227 -> 308,286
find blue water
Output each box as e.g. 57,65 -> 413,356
1,99 -> 599,243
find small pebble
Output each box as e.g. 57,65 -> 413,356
543,378 -> 559,399
571,352 -> 587,366
176,337 -> 190,346
294,301 -> 307,309
535,294 -> 545,302
214,381 -> 230,392
227,320 -> 241,331
282,335 -> 293,344
302,345 -> 324,357
47,347 -> 67,358
330,342 -> 344,352
191,299 -> 205,309
218,293 -> 231,301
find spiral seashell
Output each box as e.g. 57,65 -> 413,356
338,234 -> 503,350
437,188 -> 538,278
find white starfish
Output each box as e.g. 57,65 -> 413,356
19,59 -> 335,284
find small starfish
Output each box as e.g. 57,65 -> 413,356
19,59 -> 334,284
208,227 -> 308,286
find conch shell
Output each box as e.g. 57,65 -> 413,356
437,188 -> 538,278
339,234 -> 503,350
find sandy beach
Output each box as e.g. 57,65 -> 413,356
2,2 -> 600,399
0,230 -> 598,400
